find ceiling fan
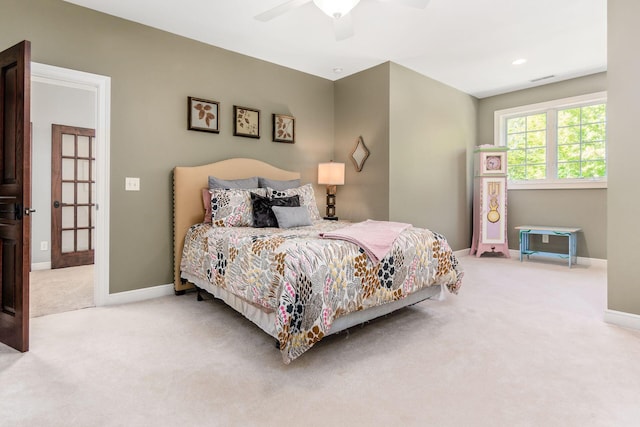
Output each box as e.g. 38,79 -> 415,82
255,0 -> 431,41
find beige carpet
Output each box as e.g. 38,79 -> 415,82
30,265 -> 94,318
2,255 -> 640,426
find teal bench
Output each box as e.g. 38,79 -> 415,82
515,226 -> 581,268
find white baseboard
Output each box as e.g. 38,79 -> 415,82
456,248 -> 607,268
103,283 -> 174,306
31,262 -> 52,271
604,309 -> 640,331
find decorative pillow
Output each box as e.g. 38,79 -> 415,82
202,188 -> 212,223
267,183 -> 321,220
208,176 -> 259,189
210,188 -> 266,227
250,193 -> 300,228
258,177 -> 301,191
271,206 -> 312,229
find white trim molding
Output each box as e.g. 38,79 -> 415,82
103,284 -> 175,306
457,249 -> 606,268
604,309 -> 640,331
31,262 -> 52,271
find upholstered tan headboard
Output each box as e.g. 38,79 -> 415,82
173,158 -> 300,292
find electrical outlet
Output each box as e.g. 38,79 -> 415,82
40,241 -> 48,251
125,177 -> 140,191
542,234 -> 549,244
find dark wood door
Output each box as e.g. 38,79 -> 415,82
51,124 -> 95,269
0,40 -> 32,352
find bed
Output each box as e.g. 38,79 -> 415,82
173,158 -> 463,363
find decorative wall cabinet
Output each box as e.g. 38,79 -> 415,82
470,145 -> 510,257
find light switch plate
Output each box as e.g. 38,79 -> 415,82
125,177 -> 140,191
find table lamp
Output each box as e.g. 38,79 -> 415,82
318,162 -> 345,220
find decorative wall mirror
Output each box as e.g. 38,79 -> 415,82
350,136 -> 370,172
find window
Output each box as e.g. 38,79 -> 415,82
495,92 -> 607,189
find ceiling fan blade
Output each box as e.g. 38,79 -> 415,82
379,0 -> 430,8
254,0 -> 311,22
334,13 -> 354,41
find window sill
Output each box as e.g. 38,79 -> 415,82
508,180 -> 607,190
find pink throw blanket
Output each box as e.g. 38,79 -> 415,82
320,219 -> 411,264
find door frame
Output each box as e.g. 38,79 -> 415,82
31,63 -> 111,306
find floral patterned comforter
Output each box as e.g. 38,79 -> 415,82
180,220 -> 463,363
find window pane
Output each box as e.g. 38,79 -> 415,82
508,149 -> 526,166
581,123 -> 606,142
77,230 -> 89,251
558,126 -> 580,144
558,143 -> 580,162
527,130 -> 546,147
62,182 -> 75,204
558,162 -> 581,179
62,206 -> 74,228
77,206 -> 89,228
582,160 -> 606,178
507,133 -> 526,150
62,134 -> 75,156
77,183 -> 89,204
62,230 -> 75,253
77,136 -> 90,157
527,113 -> 546,131
78,159 -> 90,181
62,159 -> 75,180
582,104 -> 606,124
527,147 -> 546,164
507,117 -> 525,134
582,142 -> 606,161
528,164 -> 546,180
508,165 -> 526,180
558,108 -> 581,127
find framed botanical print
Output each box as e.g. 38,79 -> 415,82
233,106 -> 260,139
188,97 -> 219,133
272,114 -> 295,143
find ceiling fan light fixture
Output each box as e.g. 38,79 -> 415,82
313,0 -> 361,19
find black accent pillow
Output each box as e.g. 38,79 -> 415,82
251,193 -> 300,228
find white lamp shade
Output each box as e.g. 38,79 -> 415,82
318,162 -> 345,185
313,0 -> 360,19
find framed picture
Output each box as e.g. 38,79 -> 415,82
188,97 -> 219,133
272,114 -> 295,143
233,106 -> 260,139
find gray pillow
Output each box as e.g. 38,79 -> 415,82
258,177 -> 300,191
208,176 -> 259,189
271,206 -> 312,228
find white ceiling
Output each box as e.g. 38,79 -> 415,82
63,0 -> 607,98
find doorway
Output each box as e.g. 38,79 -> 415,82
30,63 -> 110,313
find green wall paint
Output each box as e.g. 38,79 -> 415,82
389,63 -> 477,251
334,63 -> 390,222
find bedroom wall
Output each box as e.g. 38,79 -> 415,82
333,63 -> 391,222
388,63 -> 477,251
1,0 -> 334,293
607,0 -> 640,316
477,73 -> 607,259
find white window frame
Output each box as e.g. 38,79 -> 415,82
494,91 -> 607,190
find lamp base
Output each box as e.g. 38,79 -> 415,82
323,216 -> 339,221
325,186 -> 337,218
